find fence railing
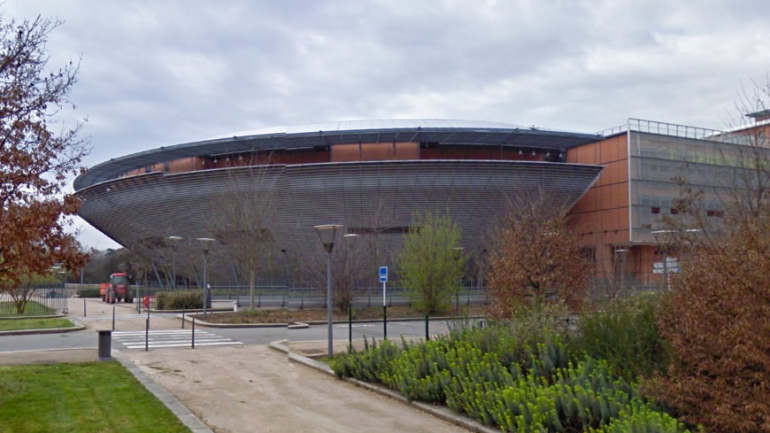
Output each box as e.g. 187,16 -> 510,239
0,287 -> 69,315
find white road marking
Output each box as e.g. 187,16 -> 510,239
111,330 -> 241,350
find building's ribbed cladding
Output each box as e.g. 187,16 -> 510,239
78,160 -> 601,274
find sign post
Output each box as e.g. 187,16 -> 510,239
652,257 -> 679,291
379,266 -> 388,339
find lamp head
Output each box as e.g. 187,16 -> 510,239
314,224 -> 343,254
196,237 -> 216,254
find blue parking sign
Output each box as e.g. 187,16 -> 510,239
379,266 -> 388,283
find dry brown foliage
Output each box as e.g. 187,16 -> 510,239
653,220 -> 770,432
0,15 -> 90,293
652,80 -> 770,432
487,191 -> 589,318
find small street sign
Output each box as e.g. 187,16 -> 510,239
652,257 -> 680,274
379,266 -> 388,283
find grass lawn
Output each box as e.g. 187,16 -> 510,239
197,304 -> 487,324
0,362 -> 190,433
0,318 -> 74,332
0,301 -> 57,317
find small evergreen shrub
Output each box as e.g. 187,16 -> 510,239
575,295 -> 669,380
331,314 -> 689,433
155,290 -> 203,310
330,337 -> 400,383
77,288 -> 101,298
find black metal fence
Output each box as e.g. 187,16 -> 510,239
88,284 -> 490,311
0,287 -> 69,316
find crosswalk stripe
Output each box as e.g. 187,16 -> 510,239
112,329 -> 240,350
113,330 -> 201,336
123,341 -> 244,349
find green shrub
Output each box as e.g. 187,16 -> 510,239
449,358 -> 644,432
77,288 -> 101,298
155,290 -> 203,310
575,295 -> 669,380
330,338 -> 401,383
589,405 -> 692,433
332,318 -> 687,433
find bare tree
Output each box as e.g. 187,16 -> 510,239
301,234 -> 371,312
211,155 -> 279,309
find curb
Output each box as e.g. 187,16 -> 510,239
268,339 -> 498,433
112,349 -> 214,433
0,312 -> 65,321
181,314 -> 483,329
0,317 -> 85,337
179,315 -> 288,328
301,314 -> 485,326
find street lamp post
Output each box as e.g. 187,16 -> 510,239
197,237 -> 216,319
314,224 -> 343,358
168,236 -> 183,289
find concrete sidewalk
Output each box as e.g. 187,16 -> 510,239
125,344 -> 471,433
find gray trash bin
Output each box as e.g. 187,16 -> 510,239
98,330 -> 112,361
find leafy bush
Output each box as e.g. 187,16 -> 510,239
331,318 -> 689,433
396,210 -> 463,315
575,295 -> 669,380
77,288 -> 101,298
155,290 -> 202,310
330,337 -> 401,383
588,405 -> 692,433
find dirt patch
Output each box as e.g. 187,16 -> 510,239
194,305 -> 486,324
125,345 -> 471,433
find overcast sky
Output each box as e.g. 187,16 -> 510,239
5,0 -> 770,249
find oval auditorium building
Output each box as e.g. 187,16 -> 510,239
74,119 -> 604,280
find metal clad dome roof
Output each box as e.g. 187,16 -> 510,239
74,119 -> 599,191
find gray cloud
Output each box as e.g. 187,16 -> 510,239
4,0 -> 770,248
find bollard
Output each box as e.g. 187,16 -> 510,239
182,307 -> 185,329
112,305 -> 115,331
98,330 -> 112,361
83,297 -> 87,317
383,305 -> 387,340
145,318 -> 149,351
425,313 -> 429,341
348,303 -> 352,352
191,317 -> 195,349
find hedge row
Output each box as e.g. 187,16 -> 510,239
77,288 -> 101,298
155,290 -> 203,310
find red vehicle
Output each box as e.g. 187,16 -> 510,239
100,272 -> 134,304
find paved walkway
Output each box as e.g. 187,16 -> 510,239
125,345 -> 470,433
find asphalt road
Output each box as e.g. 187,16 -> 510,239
0,297 -> 461,353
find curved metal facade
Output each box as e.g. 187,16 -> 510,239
77,160 -> 602,270
73,119 -> 601,190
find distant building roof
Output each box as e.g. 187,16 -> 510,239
747,109 -> 770,122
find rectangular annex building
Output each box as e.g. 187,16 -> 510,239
568,115 -> 770,287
